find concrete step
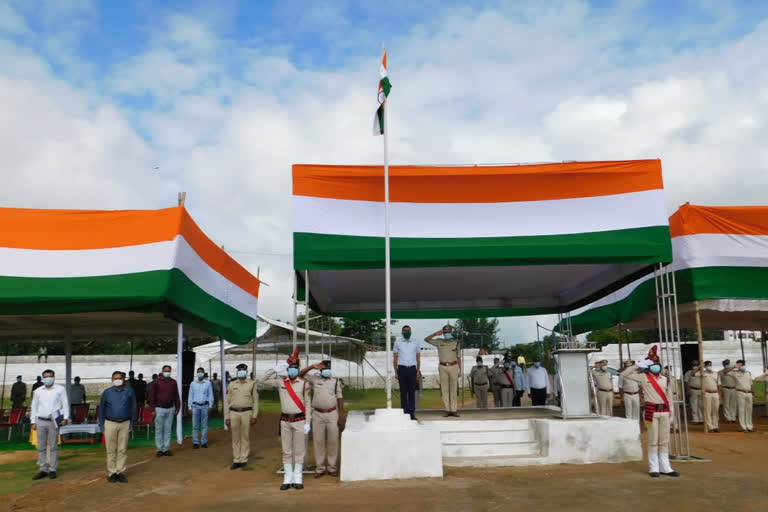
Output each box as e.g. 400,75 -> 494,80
440,429 -> 535,444
430,419 -> 531,432
441,441 -> 540,458
443,454 -> 548,467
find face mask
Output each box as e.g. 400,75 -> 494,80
113,379 -> 124,387
43,377 -> 54,386
705,366 -> 712,371
443,332 -> 453,339
504,362 -> 510,368
476,361 -> 483,366
403,331 -> 411,339
533,362 -> 540,368
510,362 -> 517,367
287,367 -> 299,378
321,369 -> 332,378
236,370 -> 247,379
650,364 -> 662,374
197,372 -> 205,380
16,378 -> 21,382
163,371 -> 171,378
739,366 -> 746,371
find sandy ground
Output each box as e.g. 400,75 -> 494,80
3,408 -> 768,512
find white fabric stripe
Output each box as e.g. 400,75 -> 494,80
293,189 -> 668,238
0,236 -> 258,320
570,233 -> 768,315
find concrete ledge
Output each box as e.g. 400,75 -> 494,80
531,416 -> 642,464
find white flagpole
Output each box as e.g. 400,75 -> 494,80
382,46 -> 392,410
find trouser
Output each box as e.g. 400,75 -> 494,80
104,420 -> 130,475
623,393 -> 640,420
736,391 -> 753,431
702,392 -> 720,430
12,399 -> 24,408
281,419 -> 306,465
312,410 -> 339,473
36,418 -> 59,472
492,384 -> 502,408
689,391 -> 702,423
500,387 -> 514,407
598,391 -> 614,416
438,364 -> 459,412
154,407 -> 174,451
397,365 -> 417,416
722,388 -> 737,421
192,406 -> 209,445
473,384 -> 489,408
531,387 -> 547,406
645,411 -> 673,474
513,390 -> 524,407
229,410 -> 251,463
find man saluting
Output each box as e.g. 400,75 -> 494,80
425,325 -> 461,417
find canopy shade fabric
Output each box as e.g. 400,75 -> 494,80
563,204 -> 768,333
293,160 -> 672,317
0,206 -> 261,343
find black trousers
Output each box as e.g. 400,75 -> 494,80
531,387 -> 547,406
397,365 -> 418,416
513,390 -> 524,407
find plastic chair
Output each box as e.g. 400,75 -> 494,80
0,407 -> 26,441
72,404 -> 90,424
133,406 -> 154,439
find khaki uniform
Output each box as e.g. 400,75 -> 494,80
696,369 -> 721,430
306,375 -> 343,474
470,365 -> 492,409
592,369 -> 614,416
684,369 -> 702,423
224,379 -> 259,463
490,364 -> 503,407
719,368 -> 737,422
425,337 -> 460,413
492,367 -> 515,407
729,369 -> 754,431
261,371 -> 312,464
620,374 -> 641,420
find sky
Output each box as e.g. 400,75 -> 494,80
2,0 -> 768,347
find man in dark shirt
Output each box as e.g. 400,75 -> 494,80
133,373 -> 148,405
11,376 -> 27,408
99,371 -> 137,483
149,365 -> 181,457
31,376 -> 44,395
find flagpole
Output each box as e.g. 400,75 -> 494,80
382,46 -> 393,410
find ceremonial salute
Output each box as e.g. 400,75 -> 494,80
695,361 -> 722,432
619,360 -> 641,420
683,360 -> 703,424
225,363 -> 259,469
393,325 -> 421,420
620,346 -> 679,478
469,356 -> 492,409
189,367 -> 215,449
30,369 -> 69,480
722,360 -> 755,432
260,348 -> 311,490
719,360 -> 737,423
11,376 -> 26,408
490,357 -> 503,408
299,360 -> 344,478
591,360 -> 614,416
425,325 -> 461,417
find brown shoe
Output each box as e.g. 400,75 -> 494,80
314,472 -> 325,479
442,412 -> 451,417
328,471 -> 339,477
452,412 -> 461,417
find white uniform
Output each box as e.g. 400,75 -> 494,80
620,372 -> 641,420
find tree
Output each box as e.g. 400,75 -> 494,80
296,309 -> 343,336
339,317 -> 395,346
454,317 -> 501,352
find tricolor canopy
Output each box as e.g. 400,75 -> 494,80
0,206 -> 260,343
293,160 -> 671,318
563,204 -> 768,333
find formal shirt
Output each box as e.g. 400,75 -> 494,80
149,377 -> 181,411
511,366 -> 525,389
470,365 -> 491,386
188,379 -> 214,408
730,369 -> 753,392
695,369 -> 721,392
69,383 -> 86,404
98,386 -> 137,430
683,369 -> 701,390
305,374 -> 343,409
526,366 -> 550,393
393,338 -> 421,367
224,379 -> 259,420
619,374 -> 640,393
260,370 -> 312,421
621,365 -> 672,404
719,368 -> 736,389
30,384 -> 70,424
424,336 -> 459,363
591,368 -> 614,392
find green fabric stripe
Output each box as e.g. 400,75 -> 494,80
294,226 -> 672,270
380,76 -> 391,98
0,270 -> 256,343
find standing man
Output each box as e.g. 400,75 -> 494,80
11,376 -> 27,408
498,360 -> 516,407
620,360 -> 641,420
126,371 -> 138,390
592,360 -> 614,416
189,367 -> 214,449
31,376 -> 44,395
260,348 -> 311,490
510,360 -> 525,406
30,369 -> 69,480
723,360 -> 755,433
425,325 -> 461,417
719,360 -> 737,423
526,357 -> 550,406
300,361 -> 344,478
696,361 -> 722,432
225,363 -> 259,469
211,373 -> 222,416
621,346 -> 679,478
684,360 -> 703,424
146,374 -> 158,403
98,371 -> 137,483
393,325 -> 421,420
149,364 -> 180,457
469,356 -> 491,409
133,373 -> 147,406
70,376 -> 86,407
490,357 -> 503,408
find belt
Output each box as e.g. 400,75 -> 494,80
474,382 -> 489,387
397,365 -> 416,368
156,404 -> 174,409
230,407 -> 252,412
723,386 -> 734,389
281,413 -> 306,422
37,417 -> 53,422
192,402 -> 210,406
598,388 -> 613,393
500,385 -> 514,389
106,418 -> 130,423
737,389 -> 751,393
313,406 -> 336,413
440,361 -> 458,366
704,390 -> 719,394
623,391 -> 639,395
647,403 -> 669,412
689,387 -> 701,391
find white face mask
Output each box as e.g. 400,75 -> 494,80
113,379 -> 124,387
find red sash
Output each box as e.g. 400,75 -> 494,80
645,373 -> 669,408
283,378 -> 306,414
503,370 -> 514,386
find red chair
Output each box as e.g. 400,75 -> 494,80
71,404 -> 90,424
0,407 -> 26,441
133,406 -> 154,439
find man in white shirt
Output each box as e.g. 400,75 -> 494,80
393,325 -> 421,420
526,357 -> 550,406
30,369 -> 69,480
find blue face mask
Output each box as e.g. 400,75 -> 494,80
510,362 -> 517,367
197,372 -> 205,380
443,332 -> 453,339
43,377 -> 54,387
287,367 -> 299,378
321,369 -> 332,378
533,362 -> 540,368
236,370 -> 247,379
504,362 -> 511,369
163,371 -> 171,378
650,364 -> 662,374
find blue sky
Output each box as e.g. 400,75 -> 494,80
2,0 -> 768,345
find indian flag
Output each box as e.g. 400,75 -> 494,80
373,47 -> 391,136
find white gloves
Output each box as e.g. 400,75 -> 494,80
274,362 -> 289,373
304,423 -> 311,435
637,359 -> 653,369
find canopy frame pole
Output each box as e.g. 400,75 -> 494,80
176,323 -> 183,445
694,301 -> 708,434
617,324 -> 624,369
738,330 -> 745,363
64,336 -> 73,401
220,338 -> 228,430
292,273 -> 298,351
1,341 -> 8,410
304,270 -> 310,368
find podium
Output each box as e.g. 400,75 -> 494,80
553,347 -> 598,418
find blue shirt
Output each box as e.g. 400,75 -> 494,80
511,366 -> 525,389
188,379 -> 214,408
98,386 -> 137,430
394,338 -> 421,367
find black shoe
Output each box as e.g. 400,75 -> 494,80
662,471 -> 679,477
193,444 -> 200,449
293,483 -> 304,490
163,451 -> 173,456
240,463 -> 248,470
230,463 -> 241,470
33,471 -> 48,480
202,443 -> 208,448
649,472 -> 660,478
117,473 -> 127,483
156,451 -> 164,458
280,484 -> 291,490
108,473 -> 118,483
48,471 -> 57,479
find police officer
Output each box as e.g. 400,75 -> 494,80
260,348 -> 312,490
722,360 -> 755,433
299,360 -> 344,478
591,360 -> 614,416
684,360 -> 703,424
11,376 -> 26,408
425,325 -> 461,417
224,363 -> 259,470
469,357 -> 491,409
496,359 -> 516,407
719,360 -> 737,423
490,357 -> 503,408
696,361 -> 722,432
620,360 -> 641,420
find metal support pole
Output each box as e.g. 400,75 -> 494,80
304,270 -> 310,368
1,341 -> 8,410
694,301 -> 708,434
292,273 -> 298,351
64,337 -> 73,400
739,330 -> 746,362
617,324 -> 624,369
130,340 -> 134,373
220,338 -> 227,430
382,83 -> 393,410
176,323 -> 183,444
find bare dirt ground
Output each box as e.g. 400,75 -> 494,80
4,411 -> 768,512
